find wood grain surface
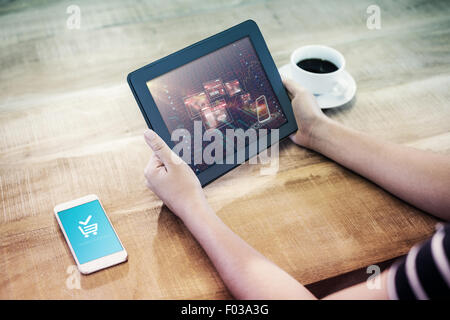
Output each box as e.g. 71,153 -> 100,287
1,0 -> 449,299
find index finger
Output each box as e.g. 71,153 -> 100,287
144,129 -> 175,166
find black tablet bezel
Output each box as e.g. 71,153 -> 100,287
127,20 -> 297,186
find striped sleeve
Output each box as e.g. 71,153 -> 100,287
387,223 -> 450,300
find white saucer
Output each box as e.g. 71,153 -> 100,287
278,64 -> 357,109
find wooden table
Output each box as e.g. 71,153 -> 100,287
1,0 -> 449,299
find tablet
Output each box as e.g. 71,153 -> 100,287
128,20 -> 297,186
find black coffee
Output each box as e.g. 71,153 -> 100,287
296,58 -> 338,74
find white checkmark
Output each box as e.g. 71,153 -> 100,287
79,215 -> 92,225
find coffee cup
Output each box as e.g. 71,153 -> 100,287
290,45 -> 347,96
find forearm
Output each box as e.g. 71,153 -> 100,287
180,200 -> 316,300
309,118 -> 450,220
323,270 -> 389,300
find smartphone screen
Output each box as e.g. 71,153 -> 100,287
256,95 -> 271,123
56,199 -> 123,264
201,107 -> 217,129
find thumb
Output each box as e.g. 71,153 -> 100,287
282,77 -> 306,98
144,130 -> 174,165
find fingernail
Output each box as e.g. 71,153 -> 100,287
144,129 -> 154,140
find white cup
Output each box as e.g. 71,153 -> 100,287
290,45 -> 347,96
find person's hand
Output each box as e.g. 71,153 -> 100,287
143,129 -> 208,221
282,78 -> 329,149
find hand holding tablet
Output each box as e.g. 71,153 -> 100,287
128,20 -> 297,186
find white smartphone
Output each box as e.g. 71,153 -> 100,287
54,194 -> 127,274
255,95 -> 271,123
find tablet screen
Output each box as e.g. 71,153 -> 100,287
146,37 -> 287,173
